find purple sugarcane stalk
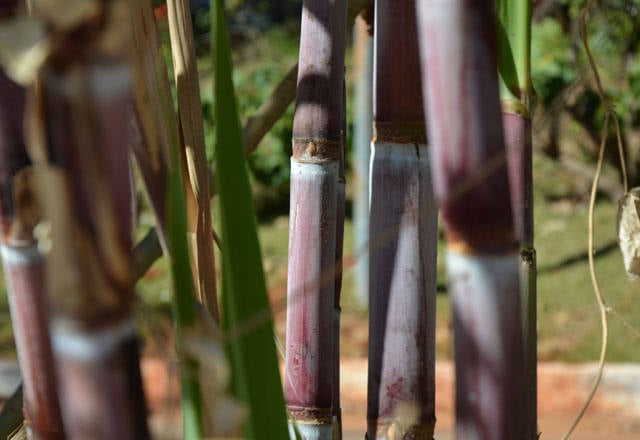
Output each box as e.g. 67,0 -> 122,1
40,63 -> 149,440
367,0 -> 437,438
285,0 -> 347,437
332,77 -> 347,437
417,0 -> 527,438
40,62 -> 150,440
504,111 -> 537,439
0,64 -> 64,438
33,7 -> 150,434
286,159 -> 338,438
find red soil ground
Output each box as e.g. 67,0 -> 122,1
142,357 -> 640,439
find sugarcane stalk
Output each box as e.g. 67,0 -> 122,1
166,0 -> 218,320
286,160 -> 338,439
27,2 -> 150,437
417,0 -> 526,438
497,1 -> 537,437
366,2 -> 437,438
285,0 -> 347,437
352,15 -> 373,310
332,80 -> 347,438
0,64 -> 64,439
38,64 -> 149,440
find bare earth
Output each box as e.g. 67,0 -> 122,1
142,357 -> 640,439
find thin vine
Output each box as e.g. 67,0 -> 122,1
561,0 -> 629,438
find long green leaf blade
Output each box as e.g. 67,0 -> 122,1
497,0 -> 533,104
211,0 -> 289,437
166,156 -> 204,439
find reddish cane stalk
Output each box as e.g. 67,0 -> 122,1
366,0 -> 437,438
30,3 -> 150,438
504,112 -> 537,439
417,0 -> 527,438
332,79 -> 347,437
497,1 -> 537,435
0,65 -> 64,439
285,0 -> 347,436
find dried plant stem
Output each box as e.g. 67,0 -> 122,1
243,64 -> 298,156
166,0 -> 218,320
561,113 -> 609,440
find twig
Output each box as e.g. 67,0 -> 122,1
561,112 -> 610,440
242,64 -> 298,156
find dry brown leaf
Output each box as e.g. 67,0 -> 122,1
617,187 -> 640,280
96,0 -> 132,57
30,0 -> 100,31
0,16 -> 50,85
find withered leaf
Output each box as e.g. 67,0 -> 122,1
0,16 -> 50,85
30,0 -> 100,31
617,187 -> 640,280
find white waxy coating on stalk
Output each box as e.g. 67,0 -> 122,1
51,318 -> 136,360
285,159 -> 338,412
0,244 -> 42,264
44,64 -> 131,103
288,421 -> 334,440
87,65 -> 131,103
447,250 -> 519,363
446,249 -> 523,439
367,143 -> 437,432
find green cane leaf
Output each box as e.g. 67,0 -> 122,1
211,0 -> 289,437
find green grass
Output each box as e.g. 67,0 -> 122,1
531,151 -> 640,362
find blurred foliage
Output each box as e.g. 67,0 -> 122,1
198,21 -> 299,217
531,17 -> 575,107
532,0 -> 640,185
182,0 -> 640,207
219,0 -> 640,206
